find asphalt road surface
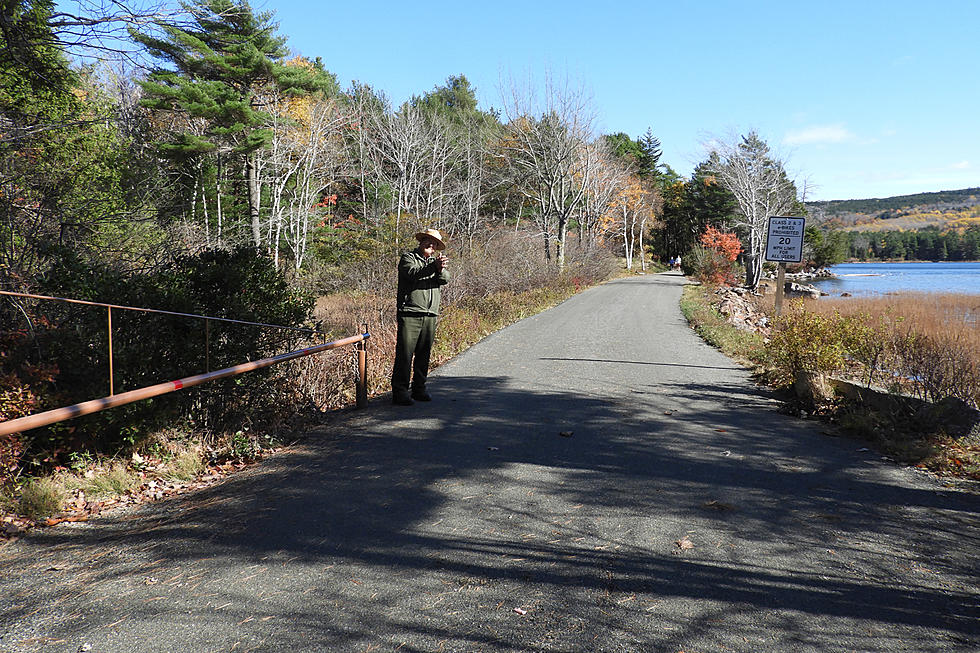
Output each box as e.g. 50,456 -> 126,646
1,273 -> 977,652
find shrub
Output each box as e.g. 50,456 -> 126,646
684,227 -> 743,286
765,301 -> 849,388
804,293 -> 980,409
0,432 -> 25,490
893,330 -> 980,408
837,311 -> 902,388
6,247 -> 314,470
0,305 -> 63,482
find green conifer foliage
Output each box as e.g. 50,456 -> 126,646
131,0 -> 331,247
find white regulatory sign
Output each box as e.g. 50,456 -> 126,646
765,216 -> 806,262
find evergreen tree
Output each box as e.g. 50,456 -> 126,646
651,179 -> 689,261
0,0 -> 75,113
687,158 -> 738,233
962,226 -> 980,260
651,157 -> 740,263
637,128 -> 662,180
602,128 -> 662,181
950,231 -> 967,260
604,132 -> 644,165
915,230 -> 934,260
131,0 -> 331,248
411,74 -> 484,123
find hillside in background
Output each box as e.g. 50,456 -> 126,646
807,187 -> 980,232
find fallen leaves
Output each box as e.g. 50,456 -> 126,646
2,460 -> 255,542
43,514 -> 89,527
1,515 -> 28,538
674,536 -> 694,551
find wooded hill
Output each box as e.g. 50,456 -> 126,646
807,188 -> 980,232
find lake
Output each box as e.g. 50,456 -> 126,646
811,261 -> 980,296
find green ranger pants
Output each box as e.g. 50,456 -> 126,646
391,314 -> 437,399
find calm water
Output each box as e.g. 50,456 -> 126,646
811,261 -> 980,296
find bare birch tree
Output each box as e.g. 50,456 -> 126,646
500,74 -> 598,269
579,143 -> 630,251
411,113 -> 459,227
451,116 -> 506,251
366,100 -> 431,239
342,83 -> 389,228
283,100 -> 347,270
261,92 -> 348,269
707,131 -> 798,288
607,174 -> 659,271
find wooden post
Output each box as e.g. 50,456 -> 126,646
356,323 -> 368,408
205,318 -> 211,373
775,262 -> 787,317
107,306 -> 115,396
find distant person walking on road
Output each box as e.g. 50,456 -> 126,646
391,228 -> 451,405
674,255 -> 682,272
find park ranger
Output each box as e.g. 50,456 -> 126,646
391,228 -> 450,405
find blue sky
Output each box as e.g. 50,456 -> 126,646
262,0 -> 978,201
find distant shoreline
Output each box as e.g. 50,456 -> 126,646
810,260 -> 980,297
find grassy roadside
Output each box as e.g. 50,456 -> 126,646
679,283 -> 980,483
1,430 -> 277,536
678,283 -> 766,365
1,267 -> 631,534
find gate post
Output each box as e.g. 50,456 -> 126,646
356,323 -> 368,408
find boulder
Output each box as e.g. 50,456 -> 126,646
784,281 -> 820,299
794,371 -> 835,405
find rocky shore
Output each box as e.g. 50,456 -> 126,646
766,267 -> 836,299
713,267 -> 836,335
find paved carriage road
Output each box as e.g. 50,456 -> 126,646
1,273 -> 978,652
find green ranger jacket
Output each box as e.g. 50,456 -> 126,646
396,249 -> 451,316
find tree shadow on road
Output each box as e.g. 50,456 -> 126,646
2,375 -> 977,651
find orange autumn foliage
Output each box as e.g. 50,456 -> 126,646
700,226 -> 742,261
694,226 -> 743,285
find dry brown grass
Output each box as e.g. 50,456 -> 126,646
752,291 -> 980,479
293,291 -> 396,409
813,293 -> 980,340
810,293 -> 980,407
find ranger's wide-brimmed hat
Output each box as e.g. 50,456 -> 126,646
415,228 -> 447,251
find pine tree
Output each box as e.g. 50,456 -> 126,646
131,0 -> 331,247
688,158 -> 738,233
637,128 -> 662,180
